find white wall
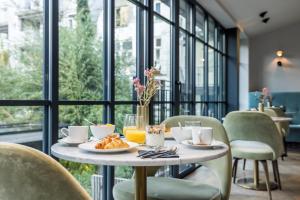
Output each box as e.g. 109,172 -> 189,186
239,34 -> 249,110
249,21 -> 300,92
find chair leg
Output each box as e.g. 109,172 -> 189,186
273,160 -> 282,190
271,161 -> 278,183
261,160 -> 272,200
232,158 -> 239,183
243,159 -> 246,170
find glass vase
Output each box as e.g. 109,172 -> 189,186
136,105 -> 149,130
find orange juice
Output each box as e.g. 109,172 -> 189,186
122,126 -> 137,136
125,129 -> 146,144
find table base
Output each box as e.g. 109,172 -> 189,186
135,166 -> 147,200
237,178 -> 278,191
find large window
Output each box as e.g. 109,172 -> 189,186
0,0 -> 227,196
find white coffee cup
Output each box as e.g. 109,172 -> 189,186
200,127 -> 213,145
171,127 -> 192,143
60,126 -> 89,143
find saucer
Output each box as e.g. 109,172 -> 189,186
181,140 -> 224,150
58,137 -> 85,145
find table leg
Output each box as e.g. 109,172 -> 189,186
135,166 -> 147,200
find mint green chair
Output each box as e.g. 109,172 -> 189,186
0,142 -> 91,200
113,116 -> 232,200
224,111 -> 284,200
265,107 -> 289,158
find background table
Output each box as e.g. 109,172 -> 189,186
271,117 -> 293,122
52,140 -> 228,200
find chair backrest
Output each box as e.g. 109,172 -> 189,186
161,115 -> 232,200
223,111 -> 284,160
265,107 -> 289,137
0,142 -> 91,200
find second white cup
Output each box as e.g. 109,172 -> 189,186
192,127 -> 213,145
60,126 -> 89,143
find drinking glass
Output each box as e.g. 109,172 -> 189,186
123,114 -> 146,144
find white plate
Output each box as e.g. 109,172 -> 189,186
78,141 -> 139,153
181,140 -> 224,150
58,137 -> 85,145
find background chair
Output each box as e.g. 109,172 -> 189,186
224,111 -> 284,200
0,142 -> 91,200
113,115 -> 232,200
265,107 -> 289,158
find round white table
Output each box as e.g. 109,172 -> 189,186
51,140 -> 228,200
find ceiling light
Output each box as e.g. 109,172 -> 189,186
259,11 -> 268,18
262,17 -> 270,23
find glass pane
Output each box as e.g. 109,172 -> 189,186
180,103 -> 192,115
153,0 -> 172,20
208,17 -> 215,46
196,103 -> 206,116
195,41 -> 204,101
153,103 -> 171,124
179,31 -> 191,101
0,0 -> 43,100
179,1 -> 192,31
208,48 -> 215,101
115,0 -> 140,100
217,53 -> 223,101
217,27 -> 224,52
59,105 -> 103,128
59,0 -> 104,100
208,103 -> 217,118
115,105 -> 135,134
195,7 -> 205,40
153,16 -> 172,101
0,106 -> 43,149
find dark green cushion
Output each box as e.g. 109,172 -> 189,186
231,140 -> 274,160
113,177 -> 221,200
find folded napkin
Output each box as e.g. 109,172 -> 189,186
137,150 -> 179,159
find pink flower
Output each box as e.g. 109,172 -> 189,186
132,77 -> 140,86
262,87 -> 270,97
144,69 -> 152,78
135,84 -> 145,96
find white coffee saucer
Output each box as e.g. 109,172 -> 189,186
58,137 -> 86,145
181,140 -> 224,150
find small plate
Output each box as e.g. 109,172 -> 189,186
58,137 -> 85,146
181,140 -> 224,149
78,141 -> 139,153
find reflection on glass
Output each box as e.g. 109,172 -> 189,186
153,104 -> 171,124
196,41 -> 204,101
180,103 -> 192,115
153,16 -> 172,101
115,105 -> 134,134
179,31 -> 191,101
59,0 -> 104,100
196,103 -> 206,116
208,17 -> 215,46
115,0 -> 139,100
179,0 -> 192,31
217,28 -> 225,52
196,7 -> 205,40
208,48 -> 215,100
153,0 -> 172,20
59,105 -> 103,128
0,106 -> 43,149
0,0 -> 43,100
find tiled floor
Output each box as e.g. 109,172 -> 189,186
186,150 -> 300,200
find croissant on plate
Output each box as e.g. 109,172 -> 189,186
95,135 -> 129,149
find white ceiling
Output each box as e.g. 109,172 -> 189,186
197,0 -> 300,37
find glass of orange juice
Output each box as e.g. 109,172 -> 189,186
123,114 -> 146,144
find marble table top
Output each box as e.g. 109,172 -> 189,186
271,117 -> 293,122
51,140 -> 228,167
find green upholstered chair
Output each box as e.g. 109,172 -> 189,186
223,111 -> 284,200
265,107 -> 289,158
113,115 -> 232,200
0,142 -> 91,200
